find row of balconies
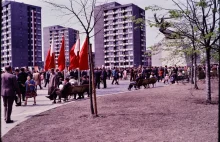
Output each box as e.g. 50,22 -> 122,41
104,32 -> 133,37
2,54 -> 12,58
104,37 -> 132,42
2,7 -> 11,12
1,42 -> 11,46
104,14 -> 133,20
104,20 -> 132,26
104,43 -> 132,47
104,48 -> 133,52
104,26 -> 132,32
104,54 -> 133,58
1,60 -> 12,64
1,48 -> 12,52
104,59 -> 133,63
2,36 -> 11,41
104,9 -> 132,16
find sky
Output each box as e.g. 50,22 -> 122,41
4,0 -> 175,60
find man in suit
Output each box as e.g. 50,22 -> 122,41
1,66 -> 20,123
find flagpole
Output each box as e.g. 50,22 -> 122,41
77,32 -> 80,85
63,33 -> 66,79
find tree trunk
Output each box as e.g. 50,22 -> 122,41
205,48 -> 211,103
193,52 -> 198,89
88,36 -> 98,116
191,55 -> 194,84
87,36 -> 94,115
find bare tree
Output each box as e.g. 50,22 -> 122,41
44,0 -> 108,116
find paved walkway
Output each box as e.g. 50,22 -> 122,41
1,80 -> 164,136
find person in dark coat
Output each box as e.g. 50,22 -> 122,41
130,68 -> 134,81
18,68 -> 28,101
101,68 -> 107,88
1,66 -> 20,123
94,68 -> 101,89
82,70 -> 87,77
107,68 -> 111,80
70,70 -> 75,77
14,69 -> 21,106
26,67 -> 33,79
74,70 -> 79,80
44,71 -> 50,87
46,78 -> 71,103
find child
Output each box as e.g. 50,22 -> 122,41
164,74 -> 169,84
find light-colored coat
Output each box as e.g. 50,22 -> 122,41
48,73 -> 59,95
1,72 -> 20,96
33,72 -> 41,85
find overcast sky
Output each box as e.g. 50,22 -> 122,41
5,0 -> 175,59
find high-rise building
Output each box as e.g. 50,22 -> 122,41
43,25 -> 78,67
94,2 -> 146,68
1,1 -> 42,68
151,38 -> 192,67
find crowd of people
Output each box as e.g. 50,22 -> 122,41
1,64 -> 218,123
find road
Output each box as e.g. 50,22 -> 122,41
1,79 -> 165,136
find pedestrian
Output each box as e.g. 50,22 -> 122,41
18,68 -> 28,102
158,68 -> 163,82
1,66 -> 20,123
123,69 -> 127,80
33,70 -> 42,90
95,68 -> 101,89
14,69 -> 21,106
164,74 -> 170,84
44,71 -> 50,87
112,68 -> 119,85
130,68 -> 134,81
107,68 -> 111,80
101,67 -> 107,88
40,72 -> 44,85
24,75 -> 37,106
48,68 -> 59,96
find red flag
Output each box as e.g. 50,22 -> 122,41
79,37 -> 89,70
69,38 -> 80,70
44,48 -> 51,71
57,36 -> 65,71
48,37 -> 55,69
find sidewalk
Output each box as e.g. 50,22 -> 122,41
1,80 -> 148,136
2,81 -> 218,142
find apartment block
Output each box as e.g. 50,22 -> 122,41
43,25 -> 78,67
94,2 -> 146,68
1,0 -> 42,68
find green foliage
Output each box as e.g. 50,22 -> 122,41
212,52 -> 220,62
196,0 -> 208,8
169,10 -> 183,18
204,32 -> 216,39
145,5 -> 162,11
